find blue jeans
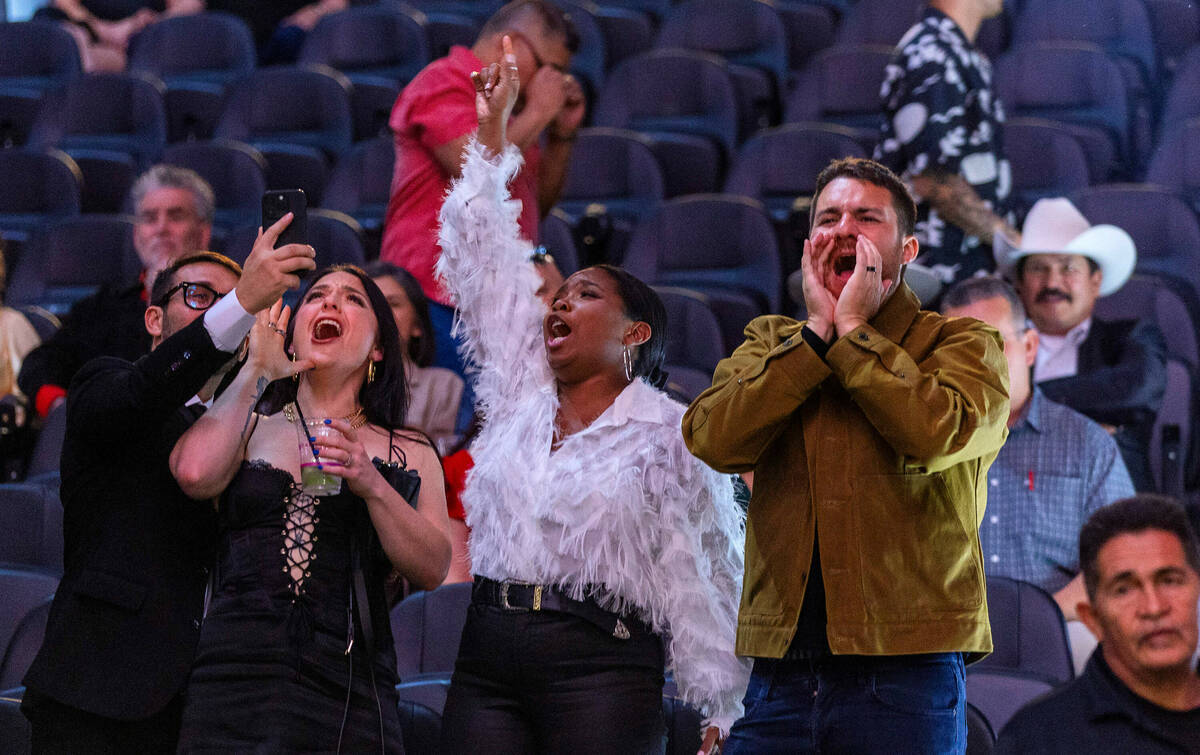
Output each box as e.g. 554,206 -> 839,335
724,653 -> 966,755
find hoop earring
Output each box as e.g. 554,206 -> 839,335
622,343 -> 634,382
367,360 -> 376,384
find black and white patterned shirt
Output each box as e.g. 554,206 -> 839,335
875,8 -> 1011,285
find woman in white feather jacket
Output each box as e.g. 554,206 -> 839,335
436,38 -> 749,754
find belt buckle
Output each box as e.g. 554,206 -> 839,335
498,581 -> 543,611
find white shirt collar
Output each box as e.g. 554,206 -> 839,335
585,379 -> 668,433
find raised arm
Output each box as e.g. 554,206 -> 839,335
435,39 -> 553,411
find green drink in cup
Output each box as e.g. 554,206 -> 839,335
298,421 -> 342,496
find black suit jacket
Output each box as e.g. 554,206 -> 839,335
23,315 -> 231,720
1038,317 -> 1168,492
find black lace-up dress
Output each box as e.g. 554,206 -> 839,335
177,458 -> 415,754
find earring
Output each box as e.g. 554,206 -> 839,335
367,360 -> 376,384
291,352 -> 298,382
622,343 -> 634,382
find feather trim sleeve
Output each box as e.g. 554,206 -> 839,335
651,429 -> 751,736
435,138 -> 553,413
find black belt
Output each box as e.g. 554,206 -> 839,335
473,576 -> 644,641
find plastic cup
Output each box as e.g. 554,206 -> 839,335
298,422 -> 342,496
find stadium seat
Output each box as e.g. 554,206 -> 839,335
974,576 -> 1073,685
299,5 -> 430,139
966,701 -> 995,754
785,44 -> 893,150
592,4 -> 652,71
1159,47 -> 1200,144
1146,117 -> 1200,216
0,597 -> 50,691
1144,0 -> 1200,76
965,671 -> 1055,742
401,0 -> 502,22
1094,274 -> 1199,369
539,208 -> 582,275
390,582 -> 472,678
0,149 -> 82,244
655,0 -> 789,134
321,134 -> 395,253
593,49 -> 740,197
161,140 -> 268,234
24,403 -> 66,485
215,65 -> 354,162
28,72 -> 168,171
0,482 -> 63,571
555,127 -> 663,264
0,20 -> 82,147
0,693 -> 30,755
0,567 -> 58,686
1152,359 -> 1195,497
1002,118 -> 1092,219
724,122 -> 867,222
591,0 -> 672,24
1071,184 -> 1200,308
655,287 -> 725,402
833,0 -> 922,45
777,1 -> 838,75
127,12 -> 256,143
994,43 -> 1132,181
6,215 -> 139,315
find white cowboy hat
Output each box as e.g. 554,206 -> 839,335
994,197 -> 1136,296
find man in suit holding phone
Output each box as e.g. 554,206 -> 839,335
21,217 -> 315,753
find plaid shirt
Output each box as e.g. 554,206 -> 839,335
981,389 -> 1134,592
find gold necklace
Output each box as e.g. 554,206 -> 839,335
284,402 -> 368,429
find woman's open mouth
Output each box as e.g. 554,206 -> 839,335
312,318 -> 343,344
546,316 -> 572,348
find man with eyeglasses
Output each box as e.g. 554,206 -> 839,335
381,0 -> 583,387
22,227 -> 316,752
997,198 -> 1167,493
942,277 -> 1133,636
18,164 -> 216,422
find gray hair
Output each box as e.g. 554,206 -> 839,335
129,164 -> 215,226
941,275 -> 1028,333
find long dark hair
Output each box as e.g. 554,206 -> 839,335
259,265 -> 408,428
591,264 -> 668,390
363,260 -> 436,368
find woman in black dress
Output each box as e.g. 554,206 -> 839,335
170,264 -> 451,753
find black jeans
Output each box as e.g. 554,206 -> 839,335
440,602 -> 667,754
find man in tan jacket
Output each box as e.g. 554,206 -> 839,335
683,157 -> 1009,753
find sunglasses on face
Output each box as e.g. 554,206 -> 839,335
156,281 -> 226,311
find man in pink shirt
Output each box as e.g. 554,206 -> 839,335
382,0 -> 583,381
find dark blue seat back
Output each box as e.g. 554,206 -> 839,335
994,43 -> 1130,179
161,139 -> 267,232
215,65 -> 353,159
222,209 -> 366,268
1002,117 -> 1091,218
299,5 -> 429,84
1012,0 -> 1157,90
624,194 -> 781,314
724,122 -> 867,218
0,482 -> 63,571
29,72 -> 167,170
974,577 -> 1073,684
390,582 -> 472,678
322,135 -> 395,233
593,49 -> 739,156
128,12 -> 256,87
0,20 -> 82,92
558,127 -> 664,219
0,149 -> 82,239
7,215 -> 138,314
785,44 -> 893,148
656,0 -> 789,89
834,0 -> 921,45
1147,118 -> 1200,215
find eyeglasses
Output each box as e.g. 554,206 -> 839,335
156,281 -> 226,311
508,31 -> 569,74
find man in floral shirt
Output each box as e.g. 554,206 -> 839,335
876,0 -> 1019,286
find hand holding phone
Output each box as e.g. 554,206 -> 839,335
262,189 -> 307,248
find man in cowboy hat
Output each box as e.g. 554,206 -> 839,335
998,197 -> 1167,492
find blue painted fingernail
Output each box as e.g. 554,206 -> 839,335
309,436 -> 316,442
317,463 -> 324,470
323,418 -> 331,425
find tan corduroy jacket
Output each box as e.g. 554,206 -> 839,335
683,285 -> 1009,661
